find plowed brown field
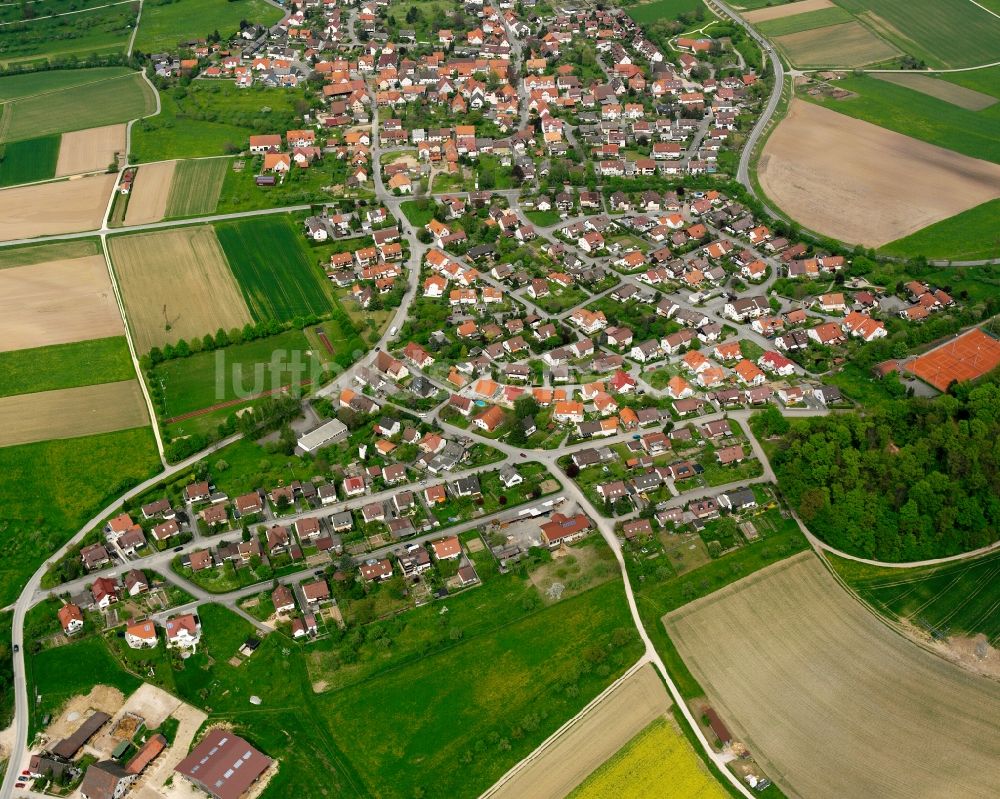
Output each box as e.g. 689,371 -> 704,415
56,124 -> 126,176
0,173 -> 115,240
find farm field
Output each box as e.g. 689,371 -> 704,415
880,199 -> 1000,262
491,663 -> 672,799
108,226 -> 252,353
758,99 -> 1000,247
741,0 -> 831,22
165,158 -> 228,217
0,71 -> 154,143
0,336 -> 133,398
0,426 -> 159,606
0,252 -> 123,351
568,716 -> 728,799
0,173 -> 115,240
831,0 -> 1000,69
873,73 -> 996,112
134,0 -> 284,52
771,21 -> 898,66
0,67 -> 134,102
215,215 -> 337,322
829,550 -> 1000,647
0,380 -> 148,447
0,134 -> 59,186
665,553 -> 1000,799
0,238 -> 98,268
55,123 -> 126,176
0,1 -> 136,68
755,5 -> 851,36
123,160 -> 177,225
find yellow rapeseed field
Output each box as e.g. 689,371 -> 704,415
569,717 -> 728,799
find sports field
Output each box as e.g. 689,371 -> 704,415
123,160 -> 176,225
0,1 -> 136,68
665,553 -> 1000,799
0,134 -> 59,186
109,226 -> 252,353
134,0 -> 283,52
772,20 -> 898,66
881,199 -> 1000,262
165,158 -> 228,217
906,328 -> 1000,392
0,380 -> 148,447
0,70 -> 155,143
0,336 -> 133,398
568,717 -> 728,799
55,123 -> 126,176
0,252 -> 123,351
215,215 -> 336,322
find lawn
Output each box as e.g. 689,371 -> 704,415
399,198 -> 436,227
215,215 -> 338,322
880,199 -> 1000,262
568,717 -> 728,799
0,71 -> 156,143
134,0 -> 283,52
0,426 -> 160,606
164,158 -> 228,217
804,74 -> 1000,163
0,1 -> 136,68
525,209 -> 563,227
829,549 -> 1000,644
0,134 -> 59,186
0,336 -> 134,398
756,6 -> 852,36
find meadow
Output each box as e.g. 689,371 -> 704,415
829,550 -> 1000,644
568,717 -> 728,799
215,215 -> 337,322
0,426 -> 160,607
165,158 -> 228,217
807,74 -> 1000,164
625,0 -> 711,24
756,5 -> 851,36
0,67 -> 134,101
0,71 -> 156,142
0,134 -> 58,186
134,0 -> 284,52
0,1 -> 136,68
880,199 -> 1000,262
0,336 -> 133,398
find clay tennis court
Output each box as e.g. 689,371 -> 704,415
759,100 -> 1000,246
906,328 -> 1000,391
124,161 -> 176,225
56,123 -> 126,176
742,0 -> 832,23
664,553 -> 1000,799
0,380 -> 148,446
0,173 -> 115,240
0,254 -> 124,352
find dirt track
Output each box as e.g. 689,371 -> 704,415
56,124 -> 126,176
759,100 -> 1000,246
742,0 -> 832,23
0,173 -> 114,240
0,254 -> 123,351
665,552 -> 1000,799
488,663 -> 670,799
124,161 -> 176,225
0,380 -> 148,446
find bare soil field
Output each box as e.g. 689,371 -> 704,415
109,226 -> 252,353
486,662 -> 670,799
0,380 -> 148,446
774,21 -> 899,66
759,100 -> 1000,246
56,124 -> 127,176
664,552 -> 1000,799
874,72 -> 997,111
742,0 -> 832,23
0,254 -> 123,351
0,173 -> 114,240
42,685 -> 125,745
124,161 -> 177,225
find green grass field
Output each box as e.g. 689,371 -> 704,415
0,67 -> 134,101
134,0 -> 283,52
829,550 -> 1000,645
0,426 -> 160,607
830,0 -> 1000,69
0,134 -> 59,186
215,215 -> 336,322
0,336 -> 134,398
0,1 -> 136,68
626,0 -> 711,24
0,71 -> 156,143
0,238 -> 99,269
756,6 -> 852,36
805,74 -> 1000,163
880,199 -> 1000,262
165,158 -> 228,217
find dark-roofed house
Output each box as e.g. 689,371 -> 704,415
719,487 -> 757,512
80,760 -> 134,799
174,729 -> 272,799
52,711 -> 111,759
